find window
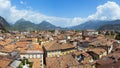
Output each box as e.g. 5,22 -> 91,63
40,60 -> 42,62
40,64 -> 42,66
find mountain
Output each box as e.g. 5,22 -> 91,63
98,20 -> 120,30
70,20 -> 120,30
98,24 -> 120,30
2,16 -> 120,31
0,16 -> 10,31
13,19 -> 62,31
37,21 -> 61,30
13,19 -> 37,31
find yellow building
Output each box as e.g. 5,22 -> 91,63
43,41 -> 77,57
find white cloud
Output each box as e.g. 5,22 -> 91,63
0,0 -> 72,27
0,0 -> 120,27
20,0 -> 23,4
0,0 -> 11,21
20,0 -> 26,5
87,1 -> 120,20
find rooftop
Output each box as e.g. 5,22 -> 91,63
46,55 -> 79,68
44,41 -> 76,51
0,41 -> 43,53
29,58 -> 42,68
0,55 -> 12,68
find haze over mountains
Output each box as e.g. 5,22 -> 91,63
0,16 -> 120,31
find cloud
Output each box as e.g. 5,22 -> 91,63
20,0 -> 23,4
20,0 -> 26,5
0,0 -> 120,27
0,0 -> 11,21
0,0 -> 82,27
87,1 -> 120,20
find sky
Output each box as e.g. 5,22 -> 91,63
0,0 -> 120,27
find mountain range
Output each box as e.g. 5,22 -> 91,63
98,24 -> 120,30
70,20 -> 120,30
12,18 -> 62,31
0,16 -> 120,31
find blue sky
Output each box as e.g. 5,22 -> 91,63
11,0 -> 119,18
0,0 -> 120,27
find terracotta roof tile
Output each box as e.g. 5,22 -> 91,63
44,41 -> 76,51
0,55 -> 12,68
46,55 -> 79,68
